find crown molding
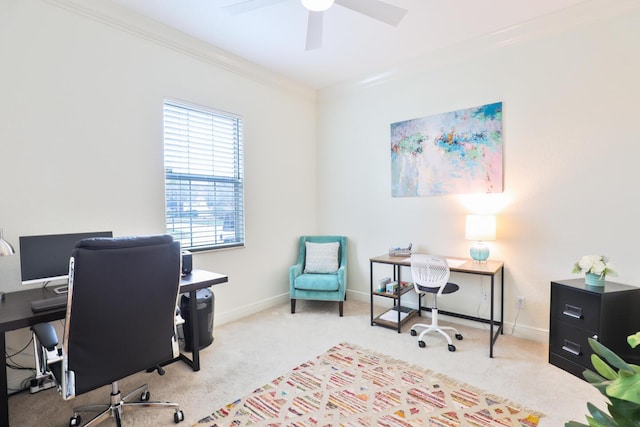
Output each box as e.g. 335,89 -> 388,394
40,0 -> 639,102
319,0 -> 640,100
43,0 -> 316,101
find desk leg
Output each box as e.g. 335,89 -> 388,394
188,289 -> 201,371
396,266 -> 402,333
369,261 -> 374,326
500,267 -> 505,335
490,274 -> 495,358
1,332 -> 8,427
169,289 -> 205,371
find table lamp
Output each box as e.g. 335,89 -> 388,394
0,228 -> 14,257
0,228 -> 14,302
465,215 -> 496,263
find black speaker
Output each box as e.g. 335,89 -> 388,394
181,251 -> 192,275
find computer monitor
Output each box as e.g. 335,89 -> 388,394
19,231 -> 113,286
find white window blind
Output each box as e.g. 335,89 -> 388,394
164,99 -> 244,251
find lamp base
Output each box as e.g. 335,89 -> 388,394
469,242 -> 489,263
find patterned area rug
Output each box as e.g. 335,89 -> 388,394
195,342 -> 543,427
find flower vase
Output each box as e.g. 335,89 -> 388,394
585,272 -> 605,287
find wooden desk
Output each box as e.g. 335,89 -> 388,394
369,254 -> 504,357
0,269 -> 227,427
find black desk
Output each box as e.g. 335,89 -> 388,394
0,269 -> 227,427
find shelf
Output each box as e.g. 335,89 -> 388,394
372,306 -> 417,329
373,281 -> 414,299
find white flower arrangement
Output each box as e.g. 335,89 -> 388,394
572,255 -> 617,278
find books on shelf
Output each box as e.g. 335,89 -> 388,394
378,281 -> 413,296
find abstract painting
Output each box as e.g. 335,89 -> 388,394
391,102 -> 503,197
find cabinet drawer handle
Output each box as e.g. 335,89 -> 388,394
562,304 -> 583,319
562,339 -> 582,356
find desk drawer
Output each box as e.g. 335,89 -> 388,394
549,352 -> 589,379
549,321 -> 597,370
551,285 -> 600,331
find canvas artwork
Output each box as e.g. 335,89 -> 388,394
390,102 -> 503,197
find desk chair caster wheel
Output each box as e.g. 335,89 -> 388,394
410,329 -> 417,336
418,340 -> 426,348
448,344 -> 456,352
69,415 -> 81,427
174,409 -> 185,423
455,333 -> 463,340
140,390 -> 151,401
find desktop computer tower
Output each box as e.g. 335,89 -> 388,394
179,288 -> 214,352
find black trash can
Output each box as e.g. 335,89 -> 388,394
180,288 -> 214,352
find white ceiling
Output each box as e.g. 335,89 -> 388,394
107,0 -> 588,88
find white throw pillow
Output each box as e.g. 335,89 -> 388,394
304,241 -> 340,273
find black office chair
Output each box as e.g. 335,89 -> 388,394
410,254 -> 463,352
31,235 -> 185,427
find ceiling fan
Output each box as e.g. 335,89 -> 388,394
223,0 -> 408,51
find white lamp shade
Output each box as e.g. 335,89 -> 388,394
465,215 -> 496,241
0,229 -> 14,256
301,0 -> 334,12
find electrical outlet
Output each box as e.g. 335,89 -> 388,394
517,296 -> 526,310
482,289 -> 487,302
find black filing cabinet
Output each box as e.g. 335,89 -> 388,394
549,279 -> 640,379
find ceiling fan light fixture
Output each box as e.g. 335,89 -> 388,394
301,0 -> 334,12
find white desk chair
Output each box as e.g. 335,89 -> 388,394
410,254 -> 463,352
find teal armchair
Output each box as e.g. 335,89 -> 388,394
289,236 -> 347,317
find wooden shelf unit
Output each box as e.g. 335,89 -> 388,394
371,282 -> 418,331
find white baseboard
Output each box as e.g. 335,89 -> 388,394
212,290 -> 550,344
213,293 -> 290,327
346,289 -> 549,344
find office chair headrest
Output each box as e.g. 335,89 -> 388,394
75,234 -> 174,250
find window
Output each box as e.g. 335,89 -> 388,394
163,99 -> 244,251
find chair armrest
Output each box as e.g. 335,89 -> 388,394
337,265 -> 347,288
32,323 -> 59,351
289,263 -> 303,280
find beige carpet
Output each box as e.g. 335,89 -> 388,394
8,299 -> 604,426
196,342 -> 543,426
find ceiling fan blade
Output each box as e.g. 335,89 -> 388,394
222,0 -> 287,15
305,11 -> 323,51
335,0 -> 407,26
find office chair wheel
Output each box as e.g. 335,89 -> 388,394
140,390 -> 151,401
448,344 -> 456,352
174,410 -> 185,423
455,333 -> 463,340
418,340 -> 426,348
69,415 -> 81,427
410,329 -> 417,336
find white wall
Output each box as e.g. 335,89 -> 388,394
0,0 -> 317,390
316,1 -> 640,341
2,0 -> 639,391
